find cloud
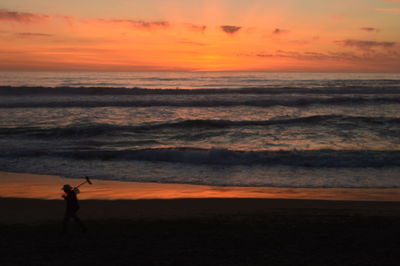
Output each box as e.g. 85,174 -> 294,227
0,9 -> 50,23
220,25 -> 241,35
335,39 -> 397,50
236,49 -> 400,72
374,8 -> 400,14
186,24 -> 207,33
360,27 -> 379,32
15,32 -> 53,38
242,50 -> 359,61
96,19 -> 170,29
289,40 -> 310,45
178,39 -> 208,46
273,28 -> 289,34
241,49 -> 400,63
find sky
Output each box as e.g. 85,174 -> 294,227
0,0 -> 399,72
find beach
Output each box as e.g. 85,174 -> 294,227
2,199 -> 400,265
2,172 -> 400,265
1,0 -> 400,262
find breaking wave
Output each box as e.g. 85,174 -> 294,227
1,85 -> 400,96
1,115 -> 399,138
2,147 -> 400,168
1,97 -> 400,108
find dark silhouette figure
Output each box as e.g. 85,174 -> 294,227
62,184 -> 87,234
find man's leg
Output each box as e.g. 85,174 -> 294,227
72,213 -> 87,232
62,213 -> 71,234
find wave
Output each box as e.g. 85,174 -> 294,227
1,85 -> 400,96
1,97 -> 400,108
2,115 -> 399,137
2,147 -> 400,168
157,115 -> 400,129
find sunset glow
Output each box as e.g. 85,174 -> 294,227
1,0 -> 400,72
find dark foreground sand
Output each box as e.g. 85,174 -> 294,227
1,197 -> 400,266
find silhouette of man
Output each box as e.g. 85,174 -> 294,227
62,184 -> 87,233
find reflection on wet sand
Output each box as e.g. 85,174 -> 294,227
1,171 -> 400,201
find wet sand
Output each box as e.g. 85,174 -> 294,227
2,171 -> 400,201
1,172 -> 400,265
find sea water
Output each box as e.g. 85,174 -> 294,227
0,72 -> 399,188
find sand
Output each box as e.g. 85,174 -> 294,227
2,197 -> 400,266
1,171 -> 400,265
2,171 -> 400,201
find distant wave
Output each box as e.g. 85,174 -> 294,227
1,85 -> 400,96
2,115 -> 399,137
136,115 -> 400,130
1,97 -> 400,108
2,147 -> 400,168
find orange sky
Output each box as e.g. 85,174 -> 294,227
0,0 -> 399,72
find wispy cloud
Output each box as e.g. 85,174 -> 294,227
186,24 -> 207,33
273,28 -> 289,34
374,8 -> 400,14
289,40 -> 310,45
335,39 -> 397,50
96,19 -> 170,29
220,25 -> 241,35
240,50 -> 358,61
360,27 -> 379,32
0,9 -> 50,23
15,32 -> 53,38
241,49 -> 400,62
178,39 -> 208,46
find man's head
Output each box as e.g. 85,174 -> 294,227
62,184 -> 72,192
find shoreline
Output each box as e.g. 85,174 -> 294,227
1,171 -> 400,202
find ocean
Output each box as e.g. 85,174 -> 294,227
0,71 -> 399,188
